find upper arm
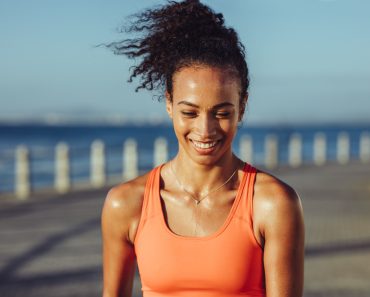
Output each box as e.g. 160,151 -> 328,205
101,186 -> 138,297
260,181 -> 305,297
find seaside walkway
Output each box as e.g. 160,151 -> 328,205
0,161 -> 369,297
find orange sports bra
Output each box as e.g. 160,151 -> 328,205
134,163 -> 266,297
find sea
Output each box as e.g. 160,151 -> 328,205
0,123 -> 369,193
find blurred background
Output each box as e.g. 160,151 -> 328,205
0,0 -> 369,296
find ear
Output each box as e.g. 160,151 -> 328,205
238,93 -> 248,122
165,91 -> 173,119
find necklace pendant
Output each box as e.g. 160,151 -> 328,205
170,160 -> 240,208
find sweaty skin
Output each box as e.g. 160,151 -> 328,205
101,65 -> 305,297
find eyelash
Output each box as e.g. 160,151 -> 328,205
180,111 -> 231,118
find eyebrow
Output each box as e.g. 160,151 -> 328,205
177,101 -> 235,109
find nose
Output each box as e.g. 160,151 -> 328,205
194,112 -> 217,139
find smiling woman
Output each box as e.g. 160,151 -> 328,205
167,66 -> 242,166
101,1 -> 305,297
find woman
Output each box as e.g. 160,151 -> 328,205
101,1 -> 305,297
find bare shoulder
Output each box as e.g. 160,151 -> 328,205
253,169 -> 304,242
254,169 -> 301,206
252,169 -> 305,296
101,171 -> 151,245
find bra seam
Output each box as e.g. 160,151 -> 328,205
233,215 -> 249,223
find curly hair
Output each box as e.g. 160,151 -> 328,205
104,0 -> 249,102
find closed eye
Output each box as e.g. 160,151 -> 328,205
180,110 -> 232,118
181,111 -> 197,117
214,112 -> 231,118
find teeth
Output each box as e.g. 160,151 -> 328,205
192,140 -> 218,149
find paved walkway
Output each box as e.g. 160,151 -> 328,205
0,161 -> 369,297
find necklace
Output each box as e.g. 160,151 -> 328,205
169,160 -> 238,205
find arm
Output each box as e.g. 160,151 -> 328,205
101,186 -> 137,297
260,181 -> 305,297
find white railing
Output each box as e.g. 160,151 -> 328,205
6,131 -> 370,199
288,133 -> 302,168
55,142 -> 70,193
123,138 -> 138,180
15,146 -> 31,200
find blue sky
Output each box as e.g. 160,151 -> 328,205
0,0 -> 369,125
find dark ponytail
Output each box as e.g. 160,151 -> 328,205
104,0 -> 249,102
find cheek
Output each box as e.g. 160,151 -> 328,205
172,116 -> 190,141
223,122 -> 238,135
222,113 -> 239,128
173,115 -> 187,130
220,118 -> 239,139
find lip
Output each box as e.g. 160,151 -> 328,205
190,139 -> 221,155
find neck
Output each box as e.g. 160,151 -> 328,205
171,151 -> 243,196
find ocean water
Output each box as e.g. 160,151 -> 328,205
0,123 -> 369,193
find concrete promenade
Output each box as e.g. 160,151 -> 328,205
0,161 -> 369,297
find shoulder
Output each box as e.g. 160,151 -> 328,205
254,169 -> 301,208
101,170 -> 152,244
104,172 -> 149,214
253,169 -> 304,240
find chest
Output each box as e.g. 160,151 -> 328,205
133,164 -> 266,295
135,212 -> 265,295
158,189 -> 264,247
160,189 -> 238,237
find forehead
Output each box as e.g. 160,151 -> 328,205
172,65 -> 241,100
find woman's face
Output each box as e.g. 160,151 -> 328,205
166,65 -> 246,166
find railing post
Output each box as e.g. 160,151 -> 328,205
360,132 -> 370,163
55,142 -> 70,193
15,145 -> 30,200
337,132 -> 350,164
239,135 -> 253,164
123,139 -> 138,180
265,134 -> 278,169
288,133 -> 302,167
154,137 -> 168,167
313,132 -> 326,166
90,140 -> 105,188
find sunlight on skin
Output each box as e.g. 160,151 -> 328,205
165,65 -> 246,188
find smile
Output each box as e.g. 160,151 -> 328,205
191,140 -> 219,149
189,139 -> 221,156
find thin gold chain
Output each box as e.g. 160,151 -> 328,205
169,159 -> 238,205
